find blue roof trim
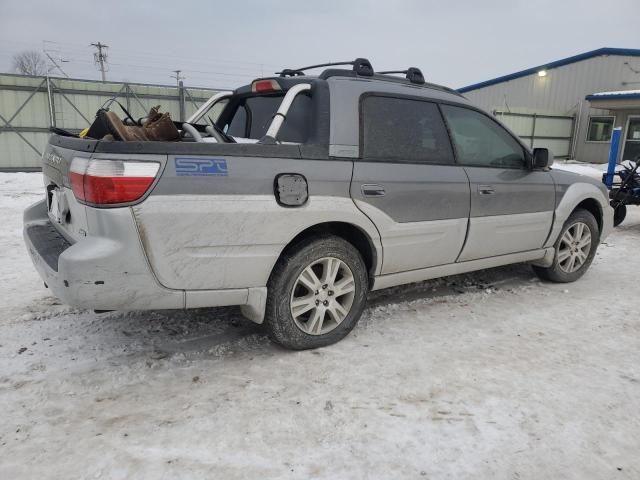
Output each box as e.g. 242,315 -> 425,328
586,93 -> 640,101
457,48 -> 640,93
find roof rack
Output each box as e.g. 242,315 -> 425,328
276,58 -> 374,77
378,67 -> 425,85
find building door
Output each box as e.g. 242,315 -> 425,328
622,116 -> 640,162
351,94 -> 471,274
440,104 -> 556,262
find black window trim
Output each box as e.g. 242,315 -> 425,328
358,91 -> 533,169
438,101 -> 533,171
358,91 -> 457,166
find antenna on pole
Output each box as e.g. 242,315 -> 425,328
42,40 -> 69,78
91,42 -> 109,82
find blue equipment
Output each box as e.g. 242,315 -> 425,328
602,129 -> 640,226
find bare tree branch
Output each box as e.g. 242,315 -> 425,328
12,50 -> 47,76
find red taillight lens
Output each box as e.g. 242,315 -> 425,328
252,79 -> 281,93
70,158 -> 160,205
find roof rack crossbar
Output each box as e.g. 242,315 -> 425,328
378,67 -> 425,85
276,58 -> 374,77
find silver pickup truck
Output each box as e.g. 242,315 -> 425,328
24,58 -> 613,349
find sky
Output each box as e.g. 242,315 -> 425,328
1,0 -> 639,90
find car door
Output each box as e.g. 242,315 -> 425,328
351,94 -> 470,274
440,104 -> 555,262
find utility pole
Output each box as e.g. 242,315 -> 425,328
171,70 -> 186,122
91,42 -> 109,82
170,70 -> 184,87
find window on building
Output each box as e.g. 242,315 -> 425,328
586,116 -> 614,142
440,105 -> 526,169
361,96 -> 455,164
626,118 -> 640,141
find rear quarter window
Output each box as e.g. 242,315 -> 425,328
223,93 -> 312,143
360,95 -> 455,164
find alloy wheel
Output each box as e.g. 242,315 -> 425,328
557,222 -> 592,273
290,257 -> 356,335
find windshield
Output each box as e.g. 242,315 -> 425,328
221,93 -> 312,143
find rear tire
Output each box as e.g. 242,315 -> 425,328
532,209 -> 599,283
264,235 -> 369,350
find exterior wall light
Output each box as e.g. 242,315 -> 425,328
538,70 -> 547,77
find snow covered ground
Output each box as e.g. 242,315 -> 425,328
1,171 -> 639,479
553,160 -> 608,179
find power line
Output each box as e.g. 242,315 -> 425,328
0,39 -> 285,84
0,55 -> 243,89
4,39 -> 282,70
90,42 -> 109,82
10,51 -> 263,80
0,39 -> 283,88
3,40 -> 282,72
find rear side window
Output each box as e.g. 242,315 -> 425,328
361,96 -> 454,164
223,93 -> 312,143
441,105 -> 526,169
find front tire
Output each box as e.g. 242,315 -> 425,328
264,235 -> 369,350
532,209 -> 599,283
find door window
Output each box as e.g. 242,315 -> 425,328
361,96 -> 455,164
441,105 -> 526,169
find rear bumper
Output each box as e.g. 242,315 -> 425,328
23,200 -> 268,320
23,199 -> 185,310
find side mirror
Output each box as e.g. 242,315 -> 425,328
532,148 -> 553,169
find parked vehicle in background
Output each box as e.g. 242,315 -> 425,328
24,58 -> 613,349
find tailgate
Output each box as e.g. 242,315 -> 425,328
41,140 -> 93,242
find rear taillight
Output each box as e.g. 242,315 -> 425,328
70,158 -> 160,205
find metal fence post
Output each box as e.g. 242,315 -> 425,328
46,75 -> 56,128
567,114 -> 577,159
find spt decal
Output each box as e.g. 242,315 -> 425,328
175,157 -> 228,176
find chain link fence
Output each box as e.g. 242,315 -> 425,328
0,73 -> 219,170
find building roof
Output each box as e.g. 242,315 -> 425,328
585,89 -> 640,101
458,48 -> 640,93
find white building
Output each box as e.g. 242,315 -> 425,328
459,48 -> 640,164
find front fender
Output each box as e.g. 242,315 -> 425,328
545,182 -> 613,248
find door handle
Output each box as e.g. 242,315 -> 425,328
478,185 -> 495,195
361,184 -> 386,197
